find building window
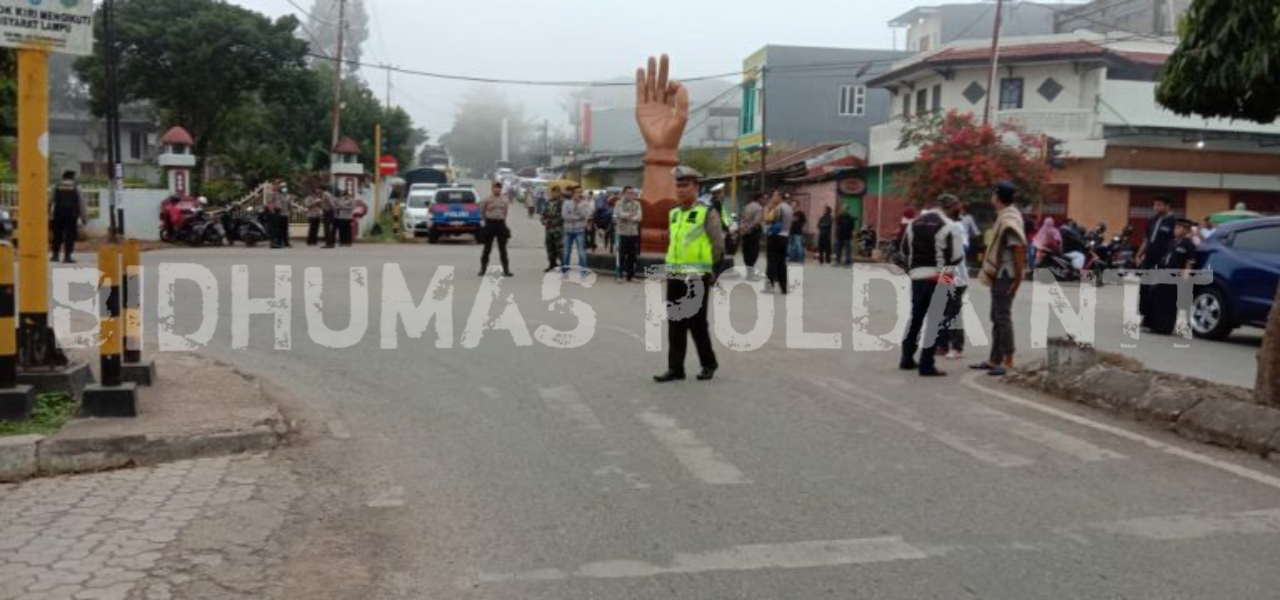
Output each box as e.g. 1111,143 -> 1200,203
999,78 -> 1024,110
838,85 -> 866,117
931,84 -> 942,113
902,91 -> 911,118
129,131 -> 145,161
916,89 -> 928,116
918,36 -> 930,52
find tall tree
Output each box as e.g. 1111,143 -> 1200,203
305,0 -> 369,67
0,48 -> 14,138
74,0 -> 310,172
1157,0 -> 1280,405
439,88 -> 532,174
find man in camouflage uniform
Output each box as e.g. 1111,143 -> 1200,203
541,184 -> 566,273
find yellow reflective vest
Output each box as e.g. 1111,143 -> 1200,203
666,204 -> 714,274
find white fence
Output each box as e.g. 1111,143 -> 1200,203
0,183 -> 170,241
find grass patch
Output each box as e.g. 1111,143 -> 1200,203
363,212 -> 404,244
0,392 -> 78,436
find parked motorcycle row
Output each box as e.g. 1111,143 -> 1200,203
1035,223 -> 1137,284
159,196 -> 270,247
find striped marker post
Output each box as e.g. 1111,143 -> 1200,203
0,244 -> 34,421
81,244 -> 138,417
120,240 -> 155,386
99,244 -> 122,387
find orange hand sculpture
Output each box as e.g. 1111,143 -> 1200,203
634,54 -> 689,252
635,54 -> 690,165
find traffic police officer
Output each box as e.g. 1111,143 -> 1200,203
654,166 -> 724,383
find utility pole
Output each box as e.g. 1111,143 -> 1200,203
383,64 -> 392,110
542,120 -> 550,167
330,0 -> 347,151
982,0 -> 1005,125
104,0 -> 121,241
373,123 -> 382,231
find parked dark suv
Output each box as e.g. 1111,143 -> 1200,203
1192,217 -> 1280,339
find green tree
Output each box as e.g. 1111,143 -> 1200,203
74,0 -> 310,172
1156,0 -> 1280,124
438,88 -> 532,174
680,148 -> 730,177
1157,0 -> 1280,405
0,48 -> 14,137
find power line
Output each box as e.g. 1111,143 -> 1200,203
365,0 -> 392,68
284,0 -> 337,26
305,51 -> 742,87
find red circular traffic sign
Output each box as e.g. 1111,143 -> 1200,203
378,155 -> 399,175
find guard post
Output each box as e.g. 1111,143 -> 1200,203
120,240 -> 155,386
0,244 -> 35,421
81,244 -> 137,417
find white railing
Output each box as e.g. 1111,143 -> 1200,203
995,109 -> 1097,140
0,183 -> 104,219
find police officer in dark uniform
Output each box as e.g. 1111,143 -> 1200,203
49,170 -> 85,264
1136,195 -> 1176,327
1146,217 -> 1198,335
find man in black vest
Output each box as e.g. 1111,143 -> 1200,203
900,194 -> 964,377
49,170 -> 85,264
1136,195 -> 1176,328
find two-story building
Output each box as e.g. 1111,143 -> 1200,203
889,2 -> 1061,53
866,31 -> 1280,238
737,45 -> 912,154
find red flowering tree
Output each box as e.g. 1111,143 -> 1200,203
895,110 -> 1052,208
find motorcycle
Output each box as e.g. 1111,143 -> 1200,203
221,212 -> 269,247
162,209 -> 226,246
1085,225 -> 1136,285
0,209 -> 15,244
1039,250 -> 1082,282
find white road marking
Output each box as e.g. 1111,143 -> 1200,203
538,386 -> 605,431
366,485 -> 405,508
811,377 -> 1034,468
638,409 -> 752,485
592,465 -> 651,490
604,325 -> 646,344
964,403 -> 1127,462
963,373 -> 1280,492
327,419 -> 352,440
1072,507 -> 1280,541
460,536 -> 927,586
477,386 -> 501,399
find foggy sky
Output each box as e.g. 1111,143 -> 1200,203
235,0 -> 1084,139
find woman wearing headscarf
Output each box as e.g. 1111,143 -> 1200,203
1032,216 -> 1062,265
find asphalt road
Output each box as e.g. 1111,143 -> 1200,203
67,210 -> 1279,599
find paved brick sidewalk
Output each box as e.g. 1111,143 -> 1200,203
0,454 -> 300,600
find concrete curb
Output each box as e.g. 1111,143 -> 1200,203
0,435 -> 42,481
1009,339 -> 1280,459
0,411 -> 287,483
